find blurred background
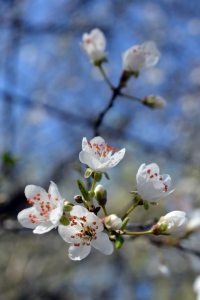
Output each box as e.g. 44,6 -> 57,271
0,0 -> 200,299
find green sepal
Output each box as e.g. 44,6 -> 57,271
104,172 -> 110,180
134,195 -> 141,205
159,223 -> 167,232
84,168 -> 93,178
150,202 -> 157,205
76,179 -> 89,200
89,190 -> 95,198
132,71 -> 139,78
59,216 -> 70,226
143,200 -> 149,210
94,172 -> 102,182
115,234 -> 124,249
120,217 -> 129,231
63,205 -> 73,212
130,191 -> 137,195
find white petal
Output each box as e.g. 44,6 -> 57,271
68,243 -> 91,261
91,232 -> 114,255
33,221 -> 55,234
89,136 -> 106,147
79,151 -> 102,171
82,137 -> 89,151
85,212 -> 104,232
145,163 -> 160,175
70,205 -> 89,218
50,206 -> 63,225
58,224 -> 80,243
90,28 -> 106,50
48,181 -> 62,204
17,206 -> 41,229
25,185 -> 49,203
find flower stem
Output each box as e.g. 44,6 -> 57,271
123,230 -> 153,236
90,178 -> 97,194
119,92 -> 142,103
98,65 -> 114,89
101,205 -> 108,216
121,204 -> 138,221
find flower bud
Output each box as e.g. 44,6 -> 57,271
152,211 -> 188,234
94,184 -> 107,205
74,195 -> 83,204
142,95 -> 166,109
105,214 -> 123,230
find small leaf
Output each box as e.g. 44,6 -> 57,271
115,234 -> 124,249
143,200 -> 149,210
120,217 -> 129,231
104,172 -> 110,180
84,168 -> 93,178
76,179 -> 88,200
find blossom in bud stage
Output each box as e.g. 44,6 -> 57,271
59,205 -> 113,260
17,181 -> 64,234
122,41 -> 160,72
142,95 -> 166,109
194,275 -> 200,300
105,214 -> 123,230
186,209 -> 200,232
79,136 -> 126,173
80,28 -> 107,62
94,184 -> 107,205
136,163 -> 174,202
157,211 -> 188,233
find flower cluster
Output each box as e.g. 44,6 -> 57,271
18,136 -> 188,261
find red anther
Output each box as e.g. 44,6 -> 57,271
163,184 -> 168,192
48,194 -> 51,199
155,173 -> 158,176
86,243 -> 90,246
133,49 -> 137,53
71,236 -> 75,238
159,177 -> 163,181
55,198 -> 58,201
82,242 -> 85,245
37,194 -> 40,196
150,175 -> 154,179
93,222 -> 96,225
28,214 -> 32,217
93,236 -> 97,240
33,197 -> 37,200
35,220 -> 39,223
147,169 -> 151,174
96,226 -> 98,229
37,198 -> 40,201
74,243 -> 80,247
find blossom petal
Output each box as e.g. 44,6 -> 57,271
85,212 -> 104,232
68,243 -> 91,261
79,151 -> 102,171
58,224 -> 80,243
70,205 -> 89,218
91,232 -> 114,255
25,185 -> 49,204
48,181 -> 62,203
90,28 -> 106,50
50,206 -> 63,225
82,137 -> 89,151
33,221 -> 55,234
17,206 -> 41,229
146,163 -> 160,176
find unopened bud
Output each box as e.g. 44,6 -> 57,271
105,214 -> 123,230
74,195 -> 83,204
94,185 -> 107,205
142,95 -> 166,109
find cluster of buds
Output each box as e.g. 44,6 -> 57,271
18,136 -> 189,261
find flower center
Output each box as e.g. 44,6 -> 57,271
87,141 -> 120,158
146,169 -> 168,192
70,215 -> 98,247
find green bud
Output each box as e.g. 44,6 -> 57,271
59,216 -> 70,226
94,185 -> 107,205
105,214 -> 122,230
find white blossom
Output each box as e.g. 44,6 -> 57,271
186,209 -> 200,232
17,181 -> 64,234
59,205 -> 113,260
122,41 -> 160,72
194,275 -> 200,300
79,136 -> 126,173
105,214 -> 122,230
136,163 -> 174,202
158,211 -> 188,233
80,28 -> 107,62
